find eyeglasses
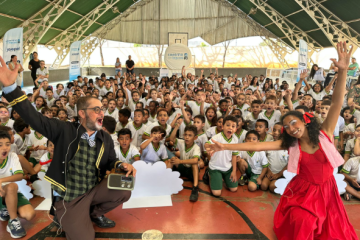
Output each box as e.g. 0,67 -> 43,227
83,107 -> 106,114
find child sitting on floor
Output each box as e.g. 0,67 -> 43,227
39,140 -> 54,173
261,123 -> 288,192
238,130 -> 269,192
0,131 -> 35,239
255,119 -> 274,142
140,126 -> 168,164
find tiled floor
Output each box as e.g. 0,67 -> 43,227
1,171 -> 359,240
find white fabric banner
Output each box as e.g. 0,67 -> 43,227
164,43 -> 192,70
3,28 -> 23,87
69,41 -> 82,81
297,39 -> 308,83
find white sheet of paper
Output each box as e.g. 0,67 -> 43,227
122,161 -> 183,209
35,198 -> 52,211
123,195 -> 172,209
15,179 -> 33,200
32,172 -> 52,199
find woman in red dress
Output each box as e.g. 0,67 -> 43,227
205,42 -> 358,239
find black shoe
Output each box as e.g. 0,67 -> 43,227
91,215 -> 115,228
238,175 -> 248,186
202,168 -> 209,185
189,186 -> 199,202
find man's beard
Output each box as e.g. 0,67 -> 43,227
85,113 -> 102,131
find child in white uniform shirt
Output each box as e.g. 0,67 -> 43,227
204,116 -> 239,197
140,126 -> 168,164
143,109 -> 171,145
238,130 -> 269,192
116,129 -> 141,164
26,130 -> 48,173
0,107 -> 14,131
261,123 -> 288,193
36,60 -> 49,82
341,156 -> 360,200
126,109 -> 146,149
105,99 -> 119,122
13,119 -> 31,156
0,131 -> 35,239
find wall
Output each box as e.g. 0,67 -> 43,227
22,67 -> 267,87
88,67 -> 267,78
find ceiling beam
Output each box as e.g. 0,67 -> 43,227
43,0 -> 104,27
50,0 -> 122,68
295,0 -> 360,52
18,0 -> 76,62
248,0 -> 322,54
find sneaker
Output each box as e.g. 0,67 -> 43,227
7,218 -> 26,238
238,175 -> 248,186
189,186 -> 199,202
0,208 -> 10,221
202,168 -> 210,185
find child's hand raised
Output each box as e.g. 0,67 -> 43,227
176,118 -> 184,126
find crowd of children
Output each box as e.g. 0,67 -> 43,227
1,63 -> 360,238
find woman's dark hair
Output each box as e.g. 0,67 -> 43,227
279,111 -> 320,149
250,76 -> 259,86
262,82 -> 269,92
309,64 -> 319,79
10,55 -> 16,61
341,107 -> 355,123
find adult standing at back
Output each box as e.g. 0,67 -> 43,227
126,55 -> 135,75
348,57 -> 359,77
28,52 -> 40,87
8,55 -> 24,87
115,57 -> 122,76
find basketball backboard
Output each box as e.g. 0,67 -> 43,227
168,32 -> 188,46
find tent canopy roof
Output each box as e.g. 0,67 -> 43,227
0,0 -> 359,48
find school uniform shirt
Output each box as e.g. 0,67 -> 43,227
14,133 -> 28,156
39,87 -> 48,98
1,119 -> 14,130
46,97 -> 55,107
0,152 -> 23,186
115,121 -> 132,132
186,79 -> 198,87
206,126 -> 221,139
186,100 -> 211,117
236,103 -> 250,116
128,100 -> 138,112
53,89 -> 65,100
144,121 -> 171,144
260,134 -> 274,142
26,132 -> 48,161
110,133 -> 120,148
10,144 -> 19,155
344,123 -> 355,142
148,113 -> 157,123
307,89 -> 329,101
341,156 -> 360,180
126,122 -> 146,149
224,82 -> 232,90
36,67 -> 49,82
175,139 -> 201,168
240,151 -> 269,174
345,138 -> 357,158
40,152 -> 52,172
266,149 -> 288,174
207,132 -> 239,172
141,141 -> 168,164
245,112 -> 260,130
259,110 -> 281,130
115,144 -> 140,164
194,132 -> 208,154
66,104 -> 77,119
204,118 -> 213,132
234,129 -> 248,143
105,108 -> 119,122
99,86 -> 109,97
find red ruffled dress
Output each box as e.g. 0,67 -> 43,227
273,148 -> 358,240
